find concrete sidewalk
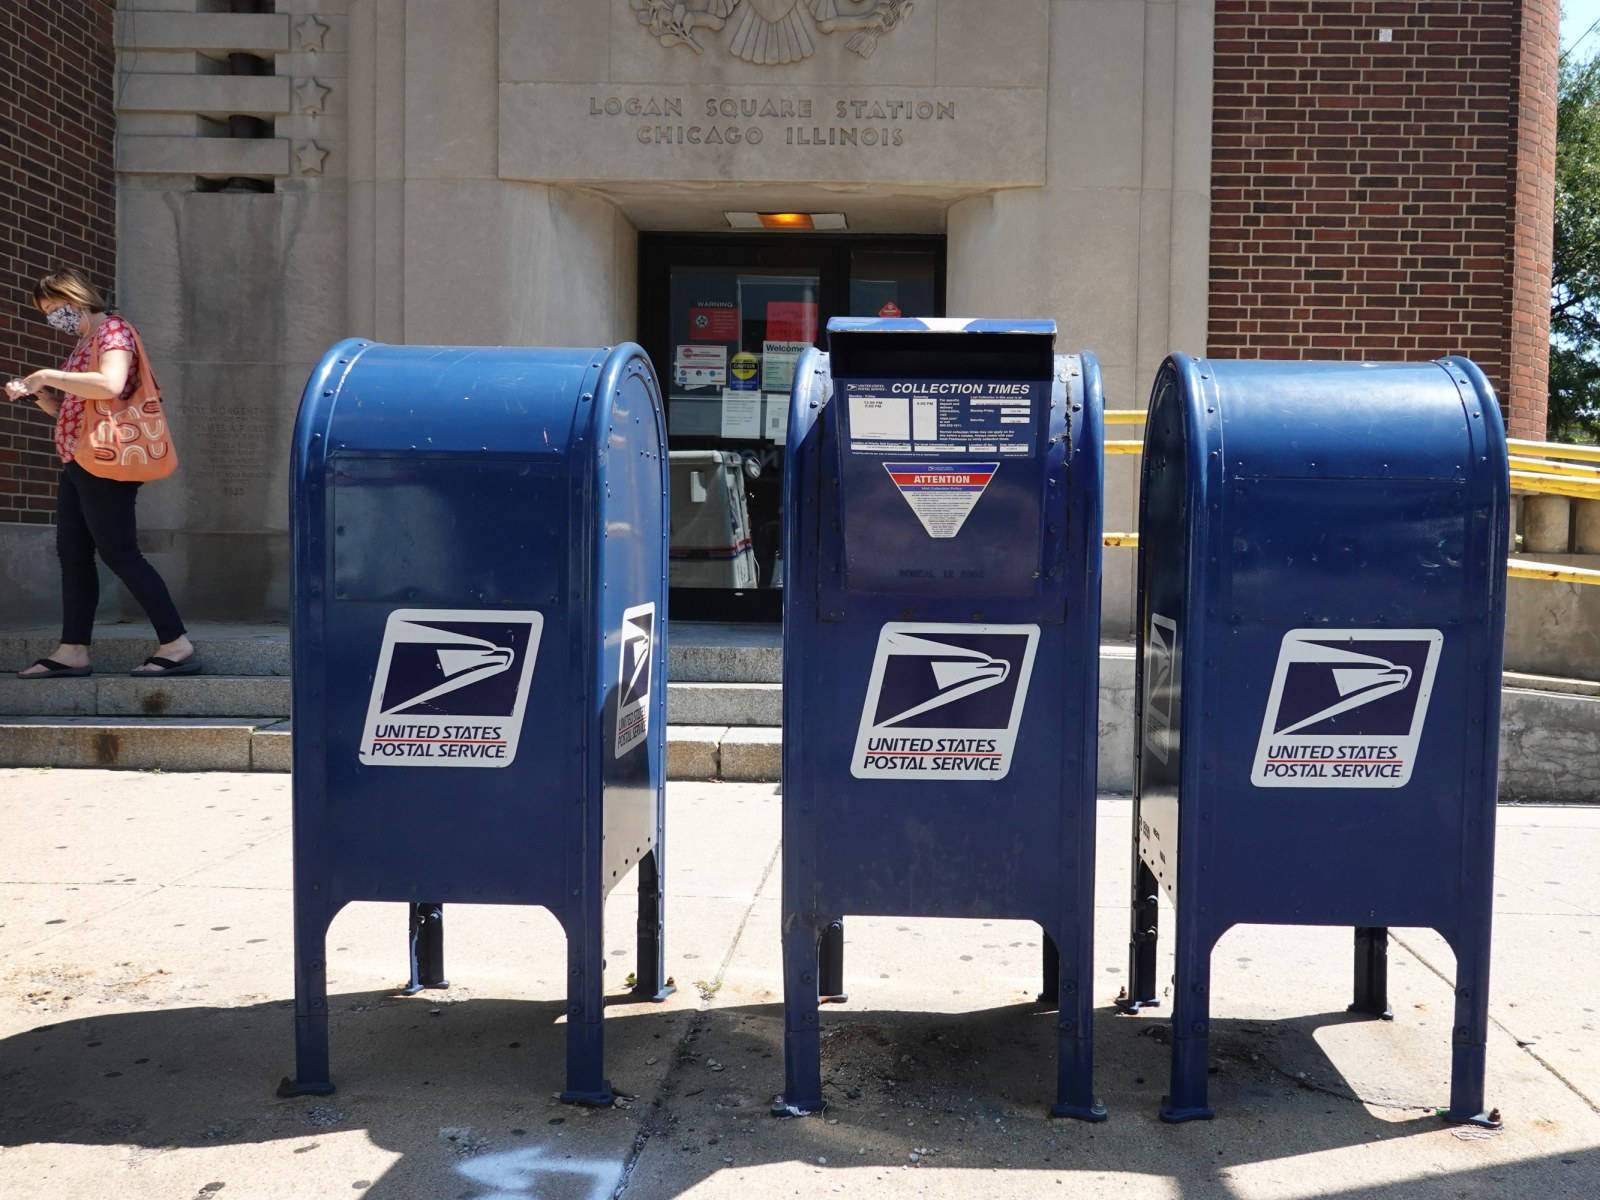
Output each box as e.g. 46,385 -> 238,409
0,771 -> 1595,1199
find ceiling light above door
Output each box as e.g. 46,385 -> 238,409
724,212 -> 848,231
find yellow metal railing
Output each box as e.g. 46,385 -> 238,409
1098,534 -> 1600,586
1098,422 -> 1600,585
1508,470 -> 1600,502
1508,437 -> 1600,465
1506,558 -> 1600,585
1508,454 -> 1600,480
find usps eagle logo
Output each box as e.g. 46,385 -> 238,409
632,0 -> 914,62
359,609 -> 544,768
1251,629 -> 1442,789
1142,612 -> 1178,765
852,622 -> 1040,780
614,603 -> 656,759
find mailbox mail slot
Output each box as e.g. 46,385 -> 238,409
1125,355 -> 1509,1127
777,318 -> 1106,1120
282,339 -> 671,1105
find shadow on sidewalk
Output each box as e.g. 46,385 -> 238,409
6,987 -> 1591,1197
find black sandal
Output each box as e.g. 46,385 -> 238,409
132,656 -> 202,677
19,657 -> 91,679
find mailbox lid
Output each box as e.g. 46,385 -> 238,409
1210,359 -> 1478,481
308,342 -> 602,458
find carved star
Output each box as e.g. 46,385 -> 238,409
294,77 -> 331,115
294,14 -> 330,52
295,141 -> 329,176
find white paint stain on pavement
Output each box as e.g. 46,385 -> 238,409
455,1146 -> 623,1200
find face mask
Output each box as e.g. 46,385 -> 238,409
45,306 -> 81,335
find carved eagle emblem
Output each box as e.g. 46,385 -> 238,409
632,0 -> 914,63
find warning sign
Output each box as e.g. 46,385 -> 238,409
729,351 -> 760,390
359,609 -> 543,768
1250,628 -> 1442,788
852,623 -> 1039,781
614,602 -> 654,759
689,304 -> 738,341
883,461 -> 998,538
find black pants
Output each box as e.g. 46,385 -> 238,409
57,461 -> 186,646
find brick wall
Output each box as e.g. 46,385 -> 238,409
0,1 -> 118,523
1208,0 -> 1558,439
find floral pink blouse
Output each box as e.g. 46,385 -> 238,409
54,315 -> 140,463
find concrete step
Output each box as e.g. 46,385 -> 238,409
0,718 -> 777,778
0,674 -> 291,718
0,634 -> 1592,800
0,621 -> 290,676
666,680 -> 780,726
0,716 -> 288,772
667,620 -> 781,683
666,725 -> 780,782
1,621 -> 773,682
0,673 -> 771,723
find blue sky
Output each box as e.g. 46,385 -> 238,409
1566,1 -> 1600,60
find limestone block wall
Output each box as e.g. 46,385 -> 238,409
948,0 -> 1215,638
108,0 -> 347,621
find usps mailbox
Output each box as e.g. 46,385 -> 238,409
282,339 -> 671,1105
778,318 -> 1106,1120
1126,355 -> 1508,1126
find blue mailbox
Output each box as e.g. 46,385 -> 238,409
281,340 -> 671,1106
778,318 -> 1106,1120
1125,356 -> 1508,1126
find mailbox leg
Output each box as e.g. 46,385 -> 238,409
402,902 -> 449,995
1440,932 -> 1500,1128
1038,929 -> 1059,1005
632,848 -> 674,1001
774,918 -> 824,1116
1349,926 -> 1393,1020
1119,861 -> 1162,1013
559,900 -> 614,1108
818,919 -> 847,1003
1161,920 -> 1215,1123
278,893 -> 337,1098
1048,921 -> 1107,1122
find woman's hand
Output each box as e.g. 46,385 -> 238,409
4,377 -> 34,401
20,370 -> 56,396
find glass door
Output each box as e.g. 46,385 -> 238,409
639,234 -> 944,622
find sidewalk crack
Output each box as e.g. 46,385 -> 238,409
612,839 -> 780,1198
1392,930 -> 1600,1116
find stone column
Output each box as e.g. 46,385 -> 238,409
947,0 -> 1212,640
1574,499 -> 1600,555
1522,494 -> 1572,555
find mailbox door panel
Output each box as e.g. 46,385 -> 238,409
331,456 -> 571,608
1194,480 -> 1489,928
1135,373 -> 1189,903
1224,479 -> 1473,627
792,618 -> 1078,921
313,454 -> 582,907
598,362 -> 669,889
316,602 -> 582,905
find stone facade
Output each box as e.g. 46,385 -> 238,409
0,0 -> 1572,670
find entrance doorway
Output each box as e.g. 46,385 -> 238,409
639,233 -> 945,622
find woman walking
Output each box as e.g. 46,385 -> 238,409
4,268 -> 198,678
